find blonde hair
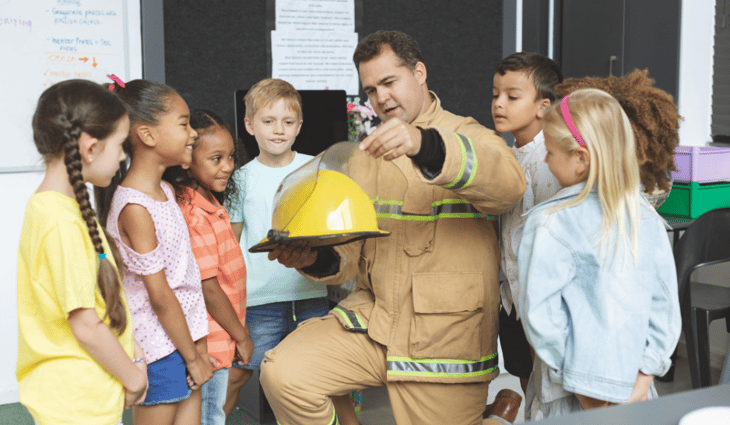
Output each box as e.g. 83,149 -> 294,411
244,78 -> 302,121
543,88 -> 646,262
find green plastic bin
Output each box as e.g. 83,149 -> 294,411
657,181 -> 730,218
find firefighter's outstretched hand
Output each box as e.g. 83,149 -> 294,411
268,241 -> 317,269
359,118 -> 422,161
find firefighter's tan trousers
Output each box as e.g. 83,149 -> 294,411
260,315 -> 490,425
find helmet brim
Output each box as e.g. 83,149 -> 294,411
249,230 -> 391,253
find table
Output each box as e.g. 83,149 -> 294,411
531,384 -> 730,424
662,215 -> 694,246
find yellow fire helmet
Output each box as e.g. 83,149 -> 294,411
249,141 -> 405,253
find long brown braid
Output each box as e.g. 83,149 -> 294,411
33,80 -> 128,334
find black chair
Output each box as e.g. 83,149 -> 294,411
673,207 -> 730,388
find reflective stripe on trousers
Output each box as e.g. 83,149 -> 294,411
387,352 -> 499,379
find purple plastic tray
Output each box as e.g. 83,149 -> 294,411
672,146 -> 730,183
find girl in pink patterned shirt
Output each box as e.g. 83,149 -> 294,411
98,79 -> 214,425
163,109 -> 253,425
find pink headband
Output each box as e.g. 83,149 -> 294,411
107,74 -> 125,91
560,96 -> 587,149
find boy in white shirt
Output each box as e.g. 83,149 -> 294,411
223,78 -> 356,423
492,52 -> 563,395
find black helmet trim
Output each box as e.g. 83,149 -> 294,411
249,231 -> 391,253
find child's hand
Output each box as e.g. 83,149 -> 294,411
627,372 -> 654,403
236,336 -> 255,366
186,355 -> 214,389
185,337 -> 215,390
123,363 -> 148,409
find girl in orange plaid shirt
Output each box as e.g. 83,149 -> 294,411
164,109 -> 253,425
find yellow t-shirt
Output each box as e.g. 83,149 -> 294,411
16,191 -> 133,425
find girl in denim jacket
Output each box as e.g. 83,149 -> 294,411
517,89 -> 681,420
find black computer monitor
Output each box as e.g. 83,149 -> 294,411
234,89 -> 349,160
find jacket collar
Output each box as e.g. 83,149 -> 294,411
522,181 -> 592,218
411,91 -> 440,127
551,181 -> 590,202
514,130 -> 545,154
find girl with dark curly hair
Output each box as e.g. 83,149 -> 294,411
555,70 -> 681,207
168,110 -> 254,425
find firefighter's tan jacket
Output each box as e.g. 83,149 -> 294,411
301,92 -> 526,384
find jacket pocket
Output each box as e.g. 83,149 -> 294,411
403,221 -> 436,256
410,272 -> 484,361
402,186 -> 435,256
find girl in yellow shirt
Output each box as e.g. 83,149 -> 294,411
17,79 -> 148,425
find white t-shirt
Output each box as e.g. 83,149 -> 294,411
227,152 -> 327,307
500,131 -> 561,318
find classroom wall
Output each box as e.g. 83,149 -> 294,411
0,0 -> 723,407
162,0 -> 503,136
681,0 -> 730,363
677,0 -> 714,147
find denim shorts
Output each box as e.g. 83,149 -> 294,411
141,350 -> 192,405
201,367 -> 229,425
233,297 -> 329,370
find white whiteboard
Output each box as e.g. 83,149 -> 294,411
0,0 -> 142,172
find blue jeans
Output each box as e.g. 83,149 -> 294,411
201,367 -> 229,425
233,297 -> 329,370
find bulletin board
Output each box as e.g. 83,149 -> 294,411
0,0 -> 142,172
163,0 -> 503,145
